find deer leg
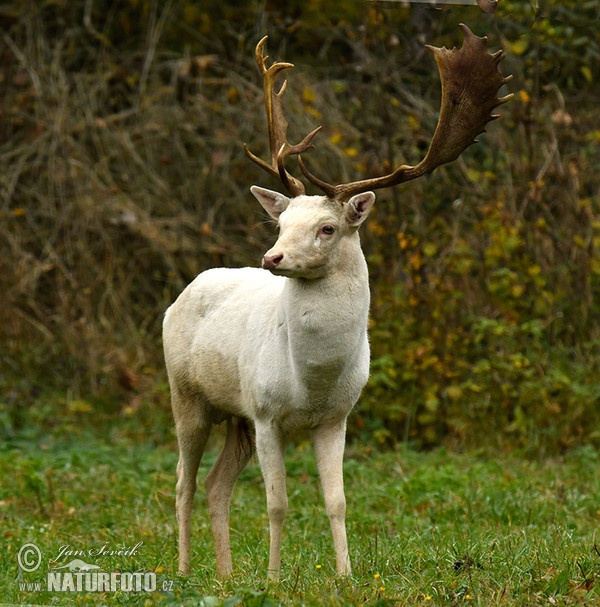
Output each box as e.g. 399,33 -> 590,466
255,421 -> 287,580
313,420 -> 351,575
205,417 -> 254,577
174,399 -> 211,576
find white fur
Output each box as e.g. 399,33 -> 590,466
163,186 -> 375,578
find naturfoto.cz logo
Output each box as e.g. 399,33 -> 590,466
17,542 -> 171,594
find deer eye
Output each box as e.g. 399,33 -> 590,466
321,225 -> 336,236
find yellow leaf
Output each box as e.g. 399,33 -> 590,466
305,106 -> 322,120
227,87 -> 240,103
68,399 -> 93,413
409,253 -> 422,270
581,65 -> 593,83
424,395 -> 440,412
369,220 -> 385,237
506,38 -> 529,56
511,284 -> 525,298
407,114 -> 420,131
445,385 -> 463,401
417,412 -> 436,425
423,242 -> 438,257
302,85 -> 316,104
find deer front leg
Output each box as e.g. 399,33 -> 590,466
255,421 -> 287,580
313,420 -> 351,575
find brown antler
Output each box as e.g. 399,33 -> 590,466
244,36 -> 321,197
299,24 -> 513,202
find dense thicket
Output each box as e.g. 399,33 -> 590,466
1,0 -> 598,451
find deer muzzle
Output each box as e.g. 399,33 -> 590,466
263,252 -> 284,270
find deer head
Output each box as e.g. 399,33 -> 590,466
244,25 -> 513,203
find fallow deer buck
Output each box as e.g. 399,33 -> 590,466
163,24 -> 512,579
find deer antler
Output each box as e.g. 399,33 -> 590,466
299,24 -> 513,202
244,36 -> 321,197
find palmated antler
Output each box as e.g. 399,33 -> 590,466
299,24 -> 513,202
244,36 -> 321,197
245,25 -> 512,202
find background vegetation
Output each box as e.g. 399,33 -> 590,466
1,0 -> 599,452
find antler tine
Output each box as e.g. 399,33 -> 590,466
417,24 -> 513,173
300,24 -> 512,203
244,36 -> 321,197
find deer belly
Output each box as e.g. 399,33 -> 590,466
188,338 -> 246,415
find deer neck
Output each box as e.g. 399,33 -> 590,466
279,237 -> 369,377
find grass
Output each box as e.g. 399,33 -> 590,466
2,420 -> 600,606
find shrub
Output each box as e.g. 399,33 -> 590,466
1,0 -> 598,451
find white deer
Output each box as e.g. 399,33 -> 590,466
163,27 -> 511,579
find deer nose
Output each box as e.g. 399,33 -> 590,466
263,253 -> 283,270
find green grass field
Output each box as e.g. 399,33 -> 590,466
2,422 -> 599,606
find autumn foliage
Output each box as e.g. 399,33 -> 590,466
1,0 -> 598,451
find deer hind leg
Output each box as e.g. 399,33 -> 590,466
254,421 -> 287,580
313,420 -> 352,575
173,392 -> 211,576
205,417 -> 254,577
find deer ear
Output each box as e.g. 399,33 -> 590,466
251,186 -> 291,219
345,192 -> 375,227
